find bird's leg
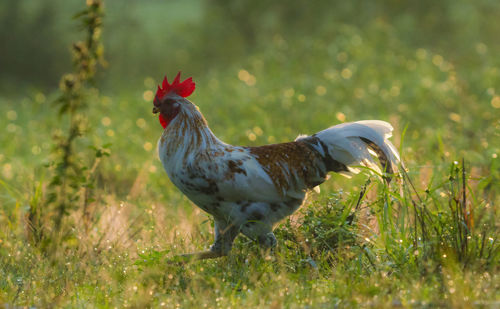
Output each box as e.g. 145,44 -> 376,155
258,232 -> 277,248
257,232 -> 277,253
208,220 -> 240,256
170,220 -> 239,263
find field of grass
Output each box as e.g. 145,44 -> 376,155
1,0 -> 499,307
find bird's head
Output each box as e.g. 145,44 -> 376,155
152,72 -> 196,128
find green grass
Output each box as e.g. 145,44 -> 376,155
1,0 -> 499,307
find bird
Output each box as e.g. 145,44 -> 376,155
152,72 -> 400,260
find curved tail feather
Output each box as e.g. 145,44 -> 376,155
312,120 -> 400,179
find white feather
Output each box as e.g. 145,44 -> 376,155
315,120 -> 400,176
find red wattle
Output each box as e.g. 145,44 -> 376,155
159,114 -> 168,128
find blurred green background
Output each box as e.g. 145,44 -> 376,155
1,0 -> 499,196
2,0 -> 500,90
1,1 -> 499,306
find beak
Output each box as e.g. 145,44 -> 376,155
152,106 -> 160,114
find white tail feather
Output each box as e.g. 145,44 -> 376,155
315,120 -> 400,177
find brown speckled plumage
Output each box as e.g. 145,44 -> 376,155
247,140 -> 327,193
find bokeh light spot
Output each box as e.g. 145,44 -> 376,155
336,112 -> 346,122
2,163 -> 13,180
143,142 -> 153,151
31,146 -> 41,155
238,69 -> 256,86
354,88 -> 365,99
136,118 -> 146,129
337,52 -> 348,63
449,113 -> 461,122
491,96 -> 500,109
475,42 -> 487,54
253,126 -> 263,136
7,124 -> 17,132
284,88 -> 295,98
238,69 -> 249,81
7,110 -> 17,121
432,54 -> 443,67
101,117 -> 111,126
315,86 -> 327,96
143,90 -> 154,101
101,96 -> 112,106
144,77 -> 155,88
416,48 -> 427,59
35,93 -> 46,103
390,86 -> 400,97
341,68 -> 352,79
247,132 -> 256,141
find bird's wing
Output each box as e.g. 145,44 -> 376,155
192,147 -> 285,203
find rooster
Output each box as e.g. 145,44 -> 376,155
153,72 -> 400,260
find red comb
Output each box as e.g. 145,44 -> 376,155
155,72 -> 195,101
